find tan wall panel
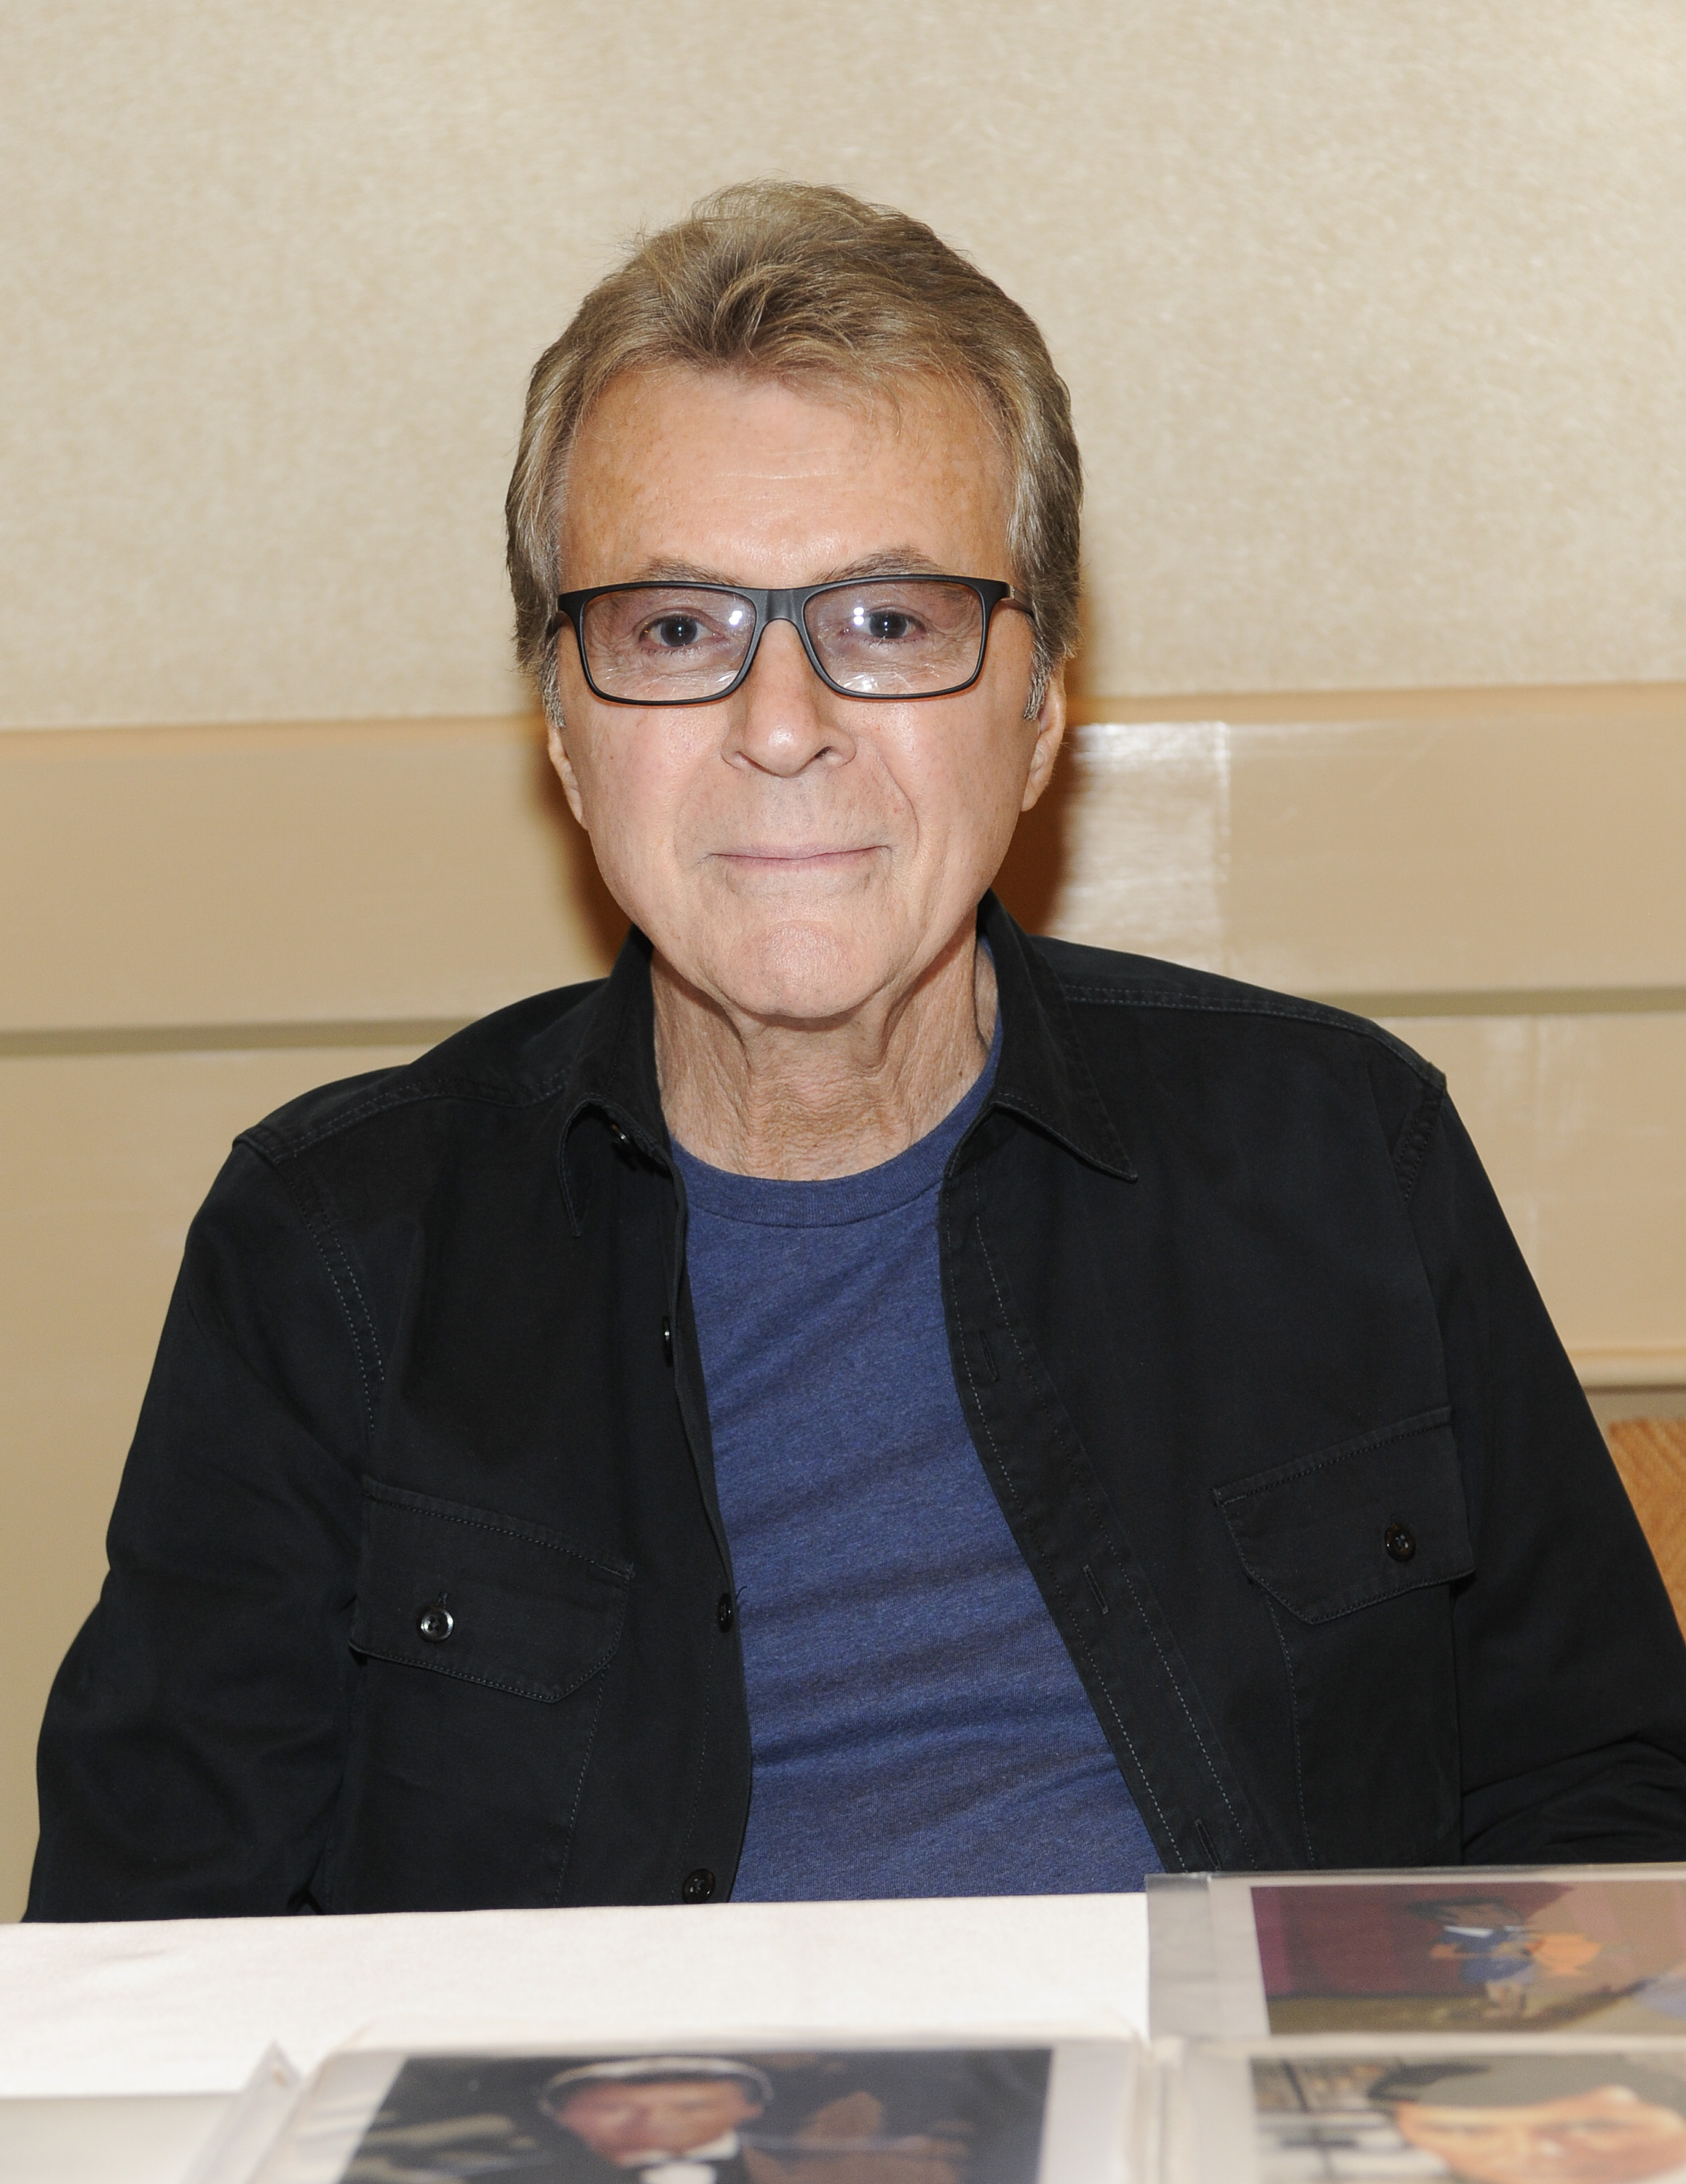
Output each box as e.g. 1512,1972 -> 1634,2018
7,696 -> 1685,1039
0,1040 -> 428,1922
0,721 -> 621,1033
6,3 -> 1686,727
1378,1014 -> 1686,1386
1049,702 -> 1686,1000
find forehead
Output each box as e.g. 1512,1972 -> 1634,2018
566,2078 -> 740,2102
558,366 -> 1014,589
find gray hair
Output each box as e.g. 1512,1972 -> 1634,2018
506,180 -> 1082,722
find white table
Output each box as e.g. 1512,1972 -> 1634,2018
0,1894 -> 1148,2180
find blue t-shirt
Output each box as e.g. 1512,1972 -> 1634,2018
673,1018 -> 1161,1899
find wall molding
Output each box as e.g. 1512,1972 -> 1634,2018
1572,1351 -> 1686,1391
1326,986 -> 1686,1021
1067,680 -> 1686,725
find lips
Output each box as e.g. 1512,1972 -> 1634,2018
716,844 -> 876,860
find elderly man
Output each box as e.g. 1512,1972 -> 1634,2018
27,183 -> 1686,1919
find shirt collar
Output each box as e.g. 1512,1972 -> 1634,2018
977,891 -> 1134,1182
614,2132 -> 741,2168
558,891 -> 1133,1227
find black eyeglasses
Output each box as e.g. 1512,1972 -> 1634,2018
550,575 -> 1029,705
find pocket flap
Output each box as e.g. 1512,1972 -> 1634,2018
1214,1407 -> 1473,1623
349,1479 -> 631,1701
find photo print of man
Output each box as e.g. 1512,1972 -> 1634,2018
339,2046 -> 1050,2184
537,2058 -> 770,2184
1250,2052 -> 1686,2184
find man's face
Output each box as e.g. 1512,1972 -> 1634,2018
555,2078 -> 760,2159
1393,2086 -> 1686,2184
549,366 -> 1064,1026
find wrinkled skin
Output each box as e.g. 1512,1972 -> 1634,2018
547,365 -> 1066,1179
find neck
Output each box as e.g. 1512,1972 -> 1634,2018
652,921 -> 997,1180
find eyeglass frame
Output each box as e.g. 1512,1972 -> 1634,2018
548,575 -> 1031,707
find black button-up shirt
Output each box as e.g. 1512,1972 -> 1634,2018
28,898 -> 1686,1917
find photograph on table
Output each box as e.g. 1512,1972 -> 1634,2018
309,2046 -> 1054,2184
1252,1875 -> 1686,2036
1244,2047 -> 1686,2184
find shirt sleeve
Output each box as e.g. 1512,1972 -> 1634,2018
1405,1091 -> 1686,1861
26,1141 -> 370,1919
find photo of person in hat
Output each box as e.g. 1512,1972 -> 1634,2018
538,2057 -> 772,2184
1404,1896 -> 1556,2016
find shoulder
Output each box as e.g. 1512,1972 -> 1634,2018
237,977 -> 606,1166
1030,932 -> 1439,1084
1028,935 -> 1445,1189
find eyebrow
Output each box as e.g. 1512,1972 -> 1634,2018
628,549 -> 951,587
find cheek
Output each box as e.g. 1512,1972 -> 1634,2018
885,716 -> 1022,836
575,724 -> 701,863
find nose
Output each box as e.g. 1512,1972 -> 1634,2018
723,617 -> 856,777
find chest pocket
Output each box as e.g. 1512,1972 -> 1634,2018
349,1477 -> 631,1701
1214,1406 -> 1473,1623
1213,1408 -> 1473,1869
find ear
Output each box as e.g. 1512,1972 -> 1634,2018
1020,661 -> 1068,813
547,717 -> 588,828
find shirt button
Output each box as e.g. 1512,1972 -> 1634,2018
716,1593 -> 735,1634
1385,1522 -> 1417,1563
682,1868 -> 716,1903
416,1602 -> 454,1642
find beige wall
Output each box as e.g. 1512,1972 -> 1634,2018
4,4 -> 1685,1917
7,1 -> 1686,725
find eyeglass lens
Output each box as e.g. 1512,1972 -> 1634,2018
577,579 -> 987,700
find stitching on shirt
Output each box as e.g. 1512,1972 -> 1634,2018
1264,1595 -> 1316,1867
320,1249 -> 376,1434
1391,1069 -> 1447,1205
986,1090 -> 1133,1179
949,1175 -> 1182,1868
1071,1631 -> 1182,1868
330,1235 -> 381,1411
550,1668 -> 612,1907
353,1642 -> 620,1704
969,1170 -> 1248,1861
680,1662 -> 714,1861
362,1482 -> 635,1580
1213,1406 -> 1455,1505
1237,1561 -> 1470,1625
245,1068 -> 574,1162
1053,981 -> 1441,1083
275,1160 -> 384,1435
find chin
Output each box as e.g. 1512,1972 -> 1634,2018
713,916 -> 890,1024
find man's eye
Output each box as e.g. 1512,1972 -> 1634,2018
649,616 -> 702,649
864,612 -> 917,641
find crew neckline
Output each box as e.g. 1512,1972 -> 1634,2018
673,1001 -> 1002,1231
